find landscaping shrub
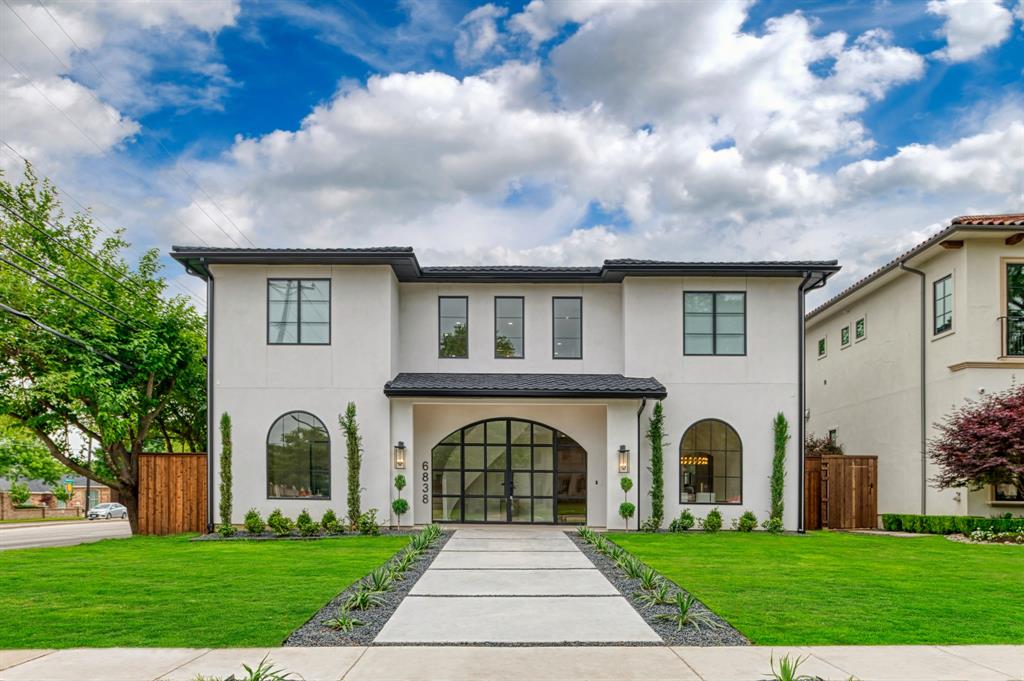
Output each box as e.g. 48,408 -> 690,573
243,508 -> 265,535
321,509 -> 344,534
355,509 -> 380,536
619,502 -> 636,529
881,513 -> 1024,535
392,474 -> 409,525
339,402 -> 363,529
762,517 -> 784,534
218,412 -> 234,537
646,401 -> 666,531
296,509 -> 320,537
737,510 -> 758,532
700,507 -> 723,533
267,509 -> 294,537
770,412 -> 789,526
8,481 -> 30,506
668,509 -> 695,532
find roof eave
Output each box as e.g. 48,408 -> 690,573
382,387 -> 668,399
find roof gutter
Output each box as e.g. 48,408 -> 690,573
898,259 -> 928,515
798,270 -> 829,533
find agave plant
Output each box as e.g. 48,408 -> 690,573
237,655 -> 296,681
766,653 -> 815,681
656,592 -> 723,632
637,565 -> 662,591
635,580 -> 673,608
344,586 -> 386,611
618,555 -> 646,579
364,566 -> 395,592
325,608 -> 364,633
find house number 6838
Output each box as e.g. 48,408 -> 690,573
421,460 -> 429,504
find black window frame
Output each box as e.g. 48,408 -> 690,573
1005,262 -> 1024,357
438,295 -> 469,359
552,296 -> 583,360
266,410 -> 331,500
678,418 -> 743,505
683,291 -> 747,356
933,274 -> 953,335
266,278 -> 331,346
494,296 -> 525,359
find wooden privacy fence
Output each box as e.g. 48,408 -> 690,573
138,452 -> 207,535
804,454 -> 878,530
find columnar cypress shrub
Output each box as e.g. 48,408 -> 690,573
646,401 -> 666,530
218,412 -> 234,536
770,412 -> 790,528
339,402 -> 363,528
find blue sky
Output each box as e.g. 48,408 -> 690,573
1,0 -> 1022,307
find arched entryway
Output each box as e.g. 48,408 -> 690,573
431,418 -> 587,524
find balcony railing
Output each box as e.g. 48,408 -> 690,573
1000,315 -> 1024,357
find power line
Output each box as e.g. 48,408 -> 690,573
0,236 -> 146,327
0,143 -> 207,309
4,0 -> 257,248
0,300 -> 135,370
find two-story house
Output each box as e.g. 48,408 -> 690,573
172,246 -> 838,530
805,214 -> 1024,518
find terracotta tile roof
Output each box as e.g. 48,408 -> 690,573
807,214 -> 1024,320
951,214 -> 1024,226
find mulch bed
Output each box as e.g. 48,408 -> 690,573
568,531 -> 749,646
284,531 -> 452,646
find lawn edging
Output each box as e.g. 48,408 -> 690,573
568,529 -> 747,646
285,525 -> 451,646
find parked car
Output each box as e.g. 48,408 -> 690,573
87,503 -> 127,520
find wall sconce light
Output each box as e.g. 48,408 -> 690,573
393,441 -> 406,469
617,444 -> 630,474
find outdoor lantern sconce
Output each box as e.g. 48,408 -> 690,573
393,441 -> 406,469
617,444 -> 630,473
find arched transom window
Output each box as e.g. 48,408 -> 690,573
267,411 -> 330,499
679,419 -> 741,505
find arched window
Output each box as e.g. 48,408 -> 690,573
267,412 -> 330,499
679,419 -> 741,504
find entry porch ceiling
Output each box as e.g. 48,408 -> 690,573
383,373 -> 667,399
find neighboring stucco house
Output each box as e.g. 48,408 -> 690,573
172,246 -> 838,530
805,214 -> 1024,517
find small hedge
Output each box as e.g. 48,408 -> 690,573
881,513 -> 1024,535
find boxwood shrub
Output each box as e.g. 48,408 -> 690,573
881,513 -> 1024,535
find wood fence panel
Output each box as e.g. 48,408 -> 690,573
138,453 -> 207,535
821,454 -> 877,529
803,456 -> 822,530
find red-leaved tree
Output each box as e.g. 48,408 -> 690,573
929,383 -> 1024,491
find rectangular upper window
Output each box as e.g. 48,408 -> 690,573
934,274 -> 953,335
1007,263 -> 1024,357
439,296 -> 469,358
552,297 -> 582,359
684,292 -> 746,356
855,316 -> 867,341
817,337 -> 827,358
840,325 -> 851,347
494,296 -> 524,358
267,279 -> 330,345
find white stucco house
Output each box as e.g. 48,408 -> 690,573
805,214 -> 1024,518
172,246 -> 838,530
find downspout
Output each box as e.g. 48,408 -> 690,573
899,260 -> 927,515
635,397 -> 647,529
797,273 -> 812,534
185,259 -> 215,533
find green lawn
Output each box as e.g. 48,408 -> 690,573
608,531 -> 1024,645
0,534 -> 407,648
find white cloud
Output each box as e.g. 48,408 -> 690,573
455,4 -> 508,64
508,0 -> 619,46
927,0 -> 1014,62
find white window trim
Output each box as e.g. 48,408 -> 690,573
854,315 -> 867,343
840,324 -> 852,349
817,336 -> 828,359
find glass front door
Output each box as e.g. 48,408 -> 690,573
431,418 -> 586,524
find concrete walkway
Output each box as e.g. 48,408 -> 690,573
374,525 -> 659,644
3,645 -> 1022,680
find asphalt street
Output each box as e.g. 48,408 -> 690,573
0,519 -> 131,550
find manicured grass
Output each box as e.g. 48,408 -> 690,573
0,515 -> 86,524
0,534 -> 407,648
607,531 -> 1024,645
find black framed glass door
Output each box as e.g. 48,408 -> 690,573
431,418 -> 585,524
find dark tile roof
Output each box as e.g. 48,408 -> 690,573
0,476 -> 106,493
808,215 -> 1024,320
604,259 -> 837,267
171,246 -> 414,253
384,373 -> 667,399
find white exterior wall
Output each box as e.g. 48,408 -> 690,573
623,277 -> 802,530
208,262 -> 808,528
806,234 -> 1023,517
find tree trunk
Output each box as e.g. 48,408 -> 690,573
119,484 -> 140,534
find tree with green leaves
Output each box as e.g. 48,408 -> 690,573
0,165 -> 207,532
645,401 -> 666,530
339,402 -> 362,527
0,416 -> 67,484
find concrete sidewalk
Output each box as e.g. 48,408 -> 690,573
2,645 -> 1022,680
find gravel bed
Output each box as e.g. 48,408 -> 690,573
568,532 -> 749,646
191,528 -> 423,542
284,530 -> 452,646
